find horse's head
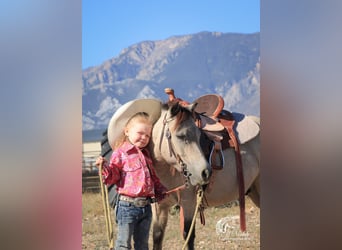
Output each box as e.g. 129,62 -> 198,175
151,101 -> 212,186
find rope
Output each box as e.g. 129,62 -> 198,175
165,184 -> 187,195
99,162 -> 114,249
181,186 -> 203,250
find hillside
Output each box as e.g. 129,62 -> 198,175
82,31 -> 260,130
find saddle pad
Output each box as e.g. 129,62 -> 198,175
232,113 -> 260,144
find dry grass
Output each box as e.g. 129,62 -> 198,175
82,192 -> 260,250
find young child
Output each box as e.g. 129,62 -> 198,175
96,111 -> 168,250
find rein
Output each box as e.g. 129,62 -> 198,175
165,183 -> 188,195
182,186 -> 204,250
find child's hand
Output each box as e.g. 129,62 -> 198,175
95,156 -> 107,169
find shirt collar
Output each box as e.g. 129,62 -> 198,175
121,141 -> 148,154
120,141 -> 136,152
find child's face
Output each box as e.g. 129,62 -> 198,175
124,122 -> 152,148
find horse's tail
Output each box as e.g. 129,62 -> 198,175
101,129 -> 112,160
100,129 -> 117,209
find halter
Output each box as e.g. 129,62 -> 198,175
159,111 -> 191,187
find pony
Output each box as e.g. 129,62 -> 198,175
149,101 -> 260,250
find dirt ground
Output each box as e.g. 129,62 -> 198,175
82,193 -> 260,250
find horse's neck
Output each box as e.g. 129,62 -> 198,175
154,160 -> 184,188
150,112 -> 165,161
150,110 -> 170,169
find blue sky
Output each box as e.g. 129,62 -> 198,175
82,0 -> 260,69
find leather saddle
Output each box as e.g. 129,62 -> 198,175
193,93 -> 259,143
193,94 -> 235,170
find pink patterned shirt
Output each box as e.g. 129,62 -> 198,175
101,141 -> 167,199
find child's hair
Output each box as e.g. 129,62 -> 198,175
113,112 -> 152,149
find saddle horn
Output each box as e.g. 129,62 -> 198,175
164,88 -> 190,106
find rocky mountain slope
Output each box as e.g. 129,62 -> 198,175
82,31 -> 260,130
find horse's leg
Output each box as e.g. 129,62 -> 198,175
152,202 -> 170,250
182,209 -> 196,250
180,191 -> 197,250
247,174 -> 260,208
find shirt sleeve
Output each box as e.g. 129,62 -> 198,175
101,150 -> 122,186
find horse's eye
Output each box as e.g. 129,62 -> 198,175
177,135 -> 189,144
177,134 -> 185,140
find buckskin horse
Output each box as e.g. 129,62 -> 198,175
149,89 -> 260,250
101,90 -> 260,250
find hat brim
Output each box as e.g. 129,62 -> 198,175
107,99 -> 162,150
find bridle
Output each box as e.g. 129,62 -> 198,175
158,111 -> 192,187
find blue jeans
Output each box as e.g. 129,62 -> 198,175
115,200 -> 152,250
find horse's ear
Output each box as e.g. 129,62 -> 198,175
185,102 -> 198,113
170,102 -> 181,117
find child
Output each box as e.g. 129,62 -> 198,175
96,111 -> 168,250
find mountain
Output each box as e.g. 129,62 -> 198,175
82,31 -> 260,131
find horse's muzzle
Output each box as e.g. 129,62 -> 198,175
201,168 -> 212,183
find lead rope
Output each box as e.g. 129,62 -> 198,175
99,162 -> 114,250
181,186 -> 203,250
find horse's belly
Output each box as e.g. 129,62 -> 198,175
204,155 -> 259,207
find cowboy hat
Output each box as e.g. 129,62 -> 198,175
107,98 -> 162,150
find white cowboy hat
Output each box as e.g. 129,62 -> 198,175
107,98 -> 162,150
